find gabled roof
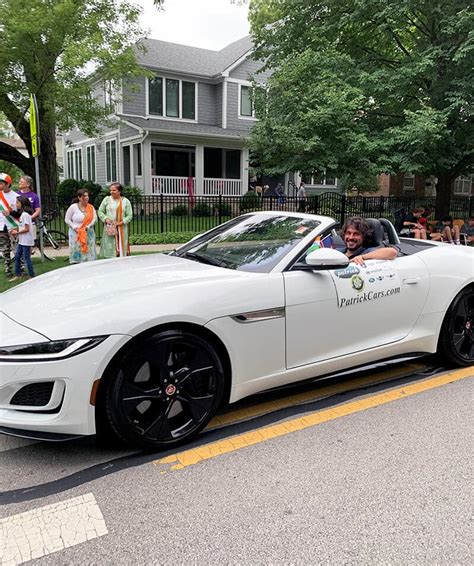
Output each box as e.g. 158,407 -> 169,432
136,36 -> 253,78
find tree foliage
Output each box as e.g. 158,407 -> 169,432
249,0 -> 474,214
0,0 -> 146,196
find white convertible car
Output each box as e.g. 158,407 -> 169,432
0,212 -> 473,449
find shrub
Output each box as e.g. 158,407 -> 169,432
240,192 -> 261,212
169,204 -> 188,216
215,202 -> 232,217
96,185 -> 144,205
129,231 -> 200,245
57,179 -> 103,207
57,178 -> 81,206
192,202 -> 212,217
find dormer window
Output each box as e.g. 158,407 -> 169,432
148,76 -> 196,120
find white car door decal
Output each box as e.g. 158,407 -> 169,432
330,260 -> 402,308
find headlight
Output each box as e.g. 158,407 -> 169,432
0,336 -> 108,362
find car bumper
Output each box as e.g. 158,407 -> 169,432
0,334 -> 130,437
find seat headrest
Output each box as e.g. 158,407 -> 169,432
366,218 -> 384,247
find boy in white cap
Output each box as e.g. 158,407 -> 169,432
0,173 -> 19,278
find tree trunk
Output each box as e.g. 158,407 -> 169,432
37,123 -> 58,203
435,172 -> 455,219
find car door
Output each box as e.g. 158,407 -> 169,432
284,254 -> 430,369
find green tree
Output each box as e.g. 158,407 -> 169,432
249,0 -> 474,216
0,0 -> 146,198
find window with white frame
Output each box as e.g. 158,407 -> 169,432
86,145 -> 96,182
103,79 -> 115,111
66,148 -> 82,179
133,143 -> 142,176
403,173 -> 415,191
67,150 -> 74,178
105,140 -> 117,183
148,76 -> 196,120
74,149 -> 82,179
453,175 -> 473,195
240,85 -> 254,117
301,171 -> 337,187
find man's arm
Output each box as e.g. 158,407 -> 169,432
350,247 -> 397,265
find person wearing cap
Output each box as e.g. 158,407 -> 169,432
0,173 -> 19,279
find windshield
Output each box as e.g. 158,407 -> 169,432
174,214 -> 320,272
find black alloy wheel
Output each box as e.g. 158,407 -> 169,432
439,286 -> 474,366
105,330 -> 226,450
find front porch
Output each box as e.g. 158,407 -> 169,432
143,143 -> 248,196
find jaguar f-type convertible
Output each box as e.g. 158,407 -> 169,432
0,212 -> 472,449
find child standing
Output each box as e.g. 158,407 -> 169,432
9,196 -> 35,280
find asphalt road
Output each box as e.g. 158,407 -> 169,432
1,364 -> 472,565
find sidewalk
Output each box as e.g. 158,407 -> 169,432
42,243 -> 178,258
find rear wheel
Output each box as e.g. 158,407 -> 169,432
438,285 -> 474,366
104,330 -> 225,450
45,230 -> 68,250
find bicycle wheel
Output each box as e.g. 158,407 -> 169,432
45,230 -> 68,250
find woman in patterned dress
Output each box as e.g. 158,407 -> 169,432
64,189 -> 97,264
98,182 -> 133,259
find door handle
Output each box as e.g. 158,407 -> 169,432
403,277 -> 421,284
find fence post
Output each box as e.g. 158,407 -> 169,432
160,193 -> 164,233
314,194 -> 319,215
379,195 -> 385,217
470,196 -> 474,218
218,194 -> 222,224
340,194 -> 346,225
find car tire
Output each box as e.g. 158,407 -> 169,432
104,329 -> 226,450
438,285 -> 474,366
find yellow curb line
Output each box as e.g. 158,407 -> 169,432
206,362 -> 427,431
155,367 -> 472,472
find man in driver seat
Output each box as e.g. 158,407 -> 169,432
339,217 -> 397,266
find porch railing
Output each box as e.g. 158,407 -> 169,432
151,175 -> 193,195
203,178 -> 242,196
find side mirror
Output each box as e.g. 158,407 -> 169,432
298,248 -> 349,270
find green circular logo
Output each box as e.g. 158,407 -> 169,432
351,275 -> 364,292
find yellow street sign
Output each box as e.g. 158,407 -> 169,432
29,94 -> 39,156
31,137 -> 38,157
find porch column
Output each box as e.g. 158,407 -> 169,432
195,144 -> 204,195
240,147 -> 249,195
142,138 -> 152,195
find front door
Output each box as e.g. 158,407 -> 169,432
284,255 -> 430,369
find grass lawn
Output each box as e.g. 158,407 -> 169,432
0,252 -> 158,293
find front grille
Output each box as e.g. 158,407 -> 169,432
10,382 -> 55,407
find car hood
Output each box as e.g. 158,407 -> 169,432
0,253 -> 277,341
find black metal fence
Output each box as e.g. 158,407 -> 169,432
42,193 -> 474,237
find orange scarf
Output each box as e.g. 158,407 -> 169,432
76,204 -> 95,254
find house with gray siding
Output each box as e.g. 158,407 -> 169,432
63,36 -> 275,196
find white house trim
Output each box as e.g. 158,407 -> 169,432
222,79 -> 228,129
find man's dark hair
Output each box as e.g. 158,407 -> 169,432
442,215 -> 453,223
341,216 -> 373,246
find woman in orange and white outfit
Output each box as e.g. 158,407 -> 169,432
97,182 -> 133,258
65,189 -> 97,263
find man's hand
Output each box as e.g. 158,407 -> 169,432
350,255 -> 366,267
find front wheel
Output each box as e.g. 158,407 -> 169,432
438,285 -> 474,366
104,330 -> 226,450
